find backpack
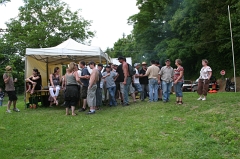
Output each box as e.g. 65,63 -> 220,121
128,64 -> 136,77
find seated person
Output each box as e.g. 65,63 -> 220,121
49,67 -> 61,106
25,69 -> 42,94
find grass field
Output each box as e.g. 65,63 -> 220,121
0,92 -> 239,159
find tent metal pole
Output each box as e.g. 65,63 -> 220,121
24,56 -> 27,109
46,57 -> 49,86
228,5 -> 237,93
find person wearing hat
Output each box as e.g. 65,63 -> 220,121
133,63 -> 142,99
3,66 -> 20,113
144,60 -> 160,102
102,65 -> 118,106
139,62 -> 149,101
159,59 -> 174,103
96,63 -> 103,109
117,56 -> 131,106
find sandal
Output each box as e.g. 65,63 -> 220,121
72,113 -> 77,116
178,101 -> 183,105
175,101 -> 179,104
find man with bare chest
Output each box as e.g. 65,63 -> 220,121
87,61 -> 99,114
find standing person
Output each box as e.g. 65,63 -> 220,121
49,67 -> 61,106
3,66 -> 20,113
118,56 -> 131,106
139,62 -> 149,101
102,65 -> 118,106
115,63 -> 124,104
25,69 -> 42,94
133,63 -> 142,99
144,60 -> 160,102
197,59 -> 212,101
64,62 -> 82,116
174,59 -> 184,104
87,61 -> 99,114
96,63 -> 103,110
78,61 -> 90,112
155,61 -> 163,101
159,59 -> 174,103
0,87 -> 5,106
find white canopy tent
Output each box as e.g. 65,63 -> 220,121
25,38 -> 111,88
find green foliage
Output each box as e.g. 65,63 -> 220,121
4,0 -> 94,56
0,93 -> 240,158
111,0 -> 240,79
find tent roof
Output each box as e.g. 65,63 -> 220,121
26,38 -> 110,65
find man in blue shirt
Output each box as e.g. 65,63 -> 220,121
78,61 -> 90,112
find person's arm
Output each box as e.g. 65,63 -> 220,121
79,69 -> 90,79
208,71 -> 212,80
174,69 -> 184,84
3,74 -> 10,84
123,63 -> 128,84
102,72 -> 110,79
88,70 -> 96,89
114,72 -> 119,81
74,72 -> 83,85
49,74 -> 54,87
143,68 -> 150,77
61,76 -> 65,88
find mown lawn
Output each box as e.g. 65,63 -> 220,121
0,92 -> 239,159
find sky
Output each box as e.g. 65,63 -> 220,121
0,0 -> 139,51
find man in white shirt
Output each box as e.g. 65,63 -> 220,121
133,63 -> 142,100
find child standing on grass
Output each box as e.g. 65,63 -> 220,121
0,87 -> 4,106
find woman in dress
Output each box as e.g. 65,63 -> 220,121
25,69 -> 42,94
64,62 -> 82,116
173,59 -> 184,105
197,59 -> 212,101
49,67 -> 61,106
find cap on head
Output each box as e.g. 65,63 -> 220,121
142,62 -> 147,65
165,59 -> 170,62
134,63 -> 140,67
5,66 -> 12,71
105,65 -> 111,68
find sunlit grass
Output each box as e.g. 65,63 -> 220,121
0,93 -> 239,159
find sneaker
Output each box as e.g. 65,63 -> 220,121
78,108 -> 86,112
6,109 -> 11,113
86,111 -> 95,115
13,108 -> 20,112
202,97 -> 206,101
163,100 -> 167,103
197,97 -> 202,100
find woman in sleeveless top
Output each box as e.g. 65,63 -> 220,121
64,62 -> 82,116
49,67 -> 61,106
25,69 -> 42,94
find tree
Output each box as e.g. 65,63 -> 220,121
4,0 -> 95,56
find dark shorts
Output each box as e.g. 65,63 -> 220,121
64,85 -> 79,108
81,86 -> 88,99
6,91 -> 18,101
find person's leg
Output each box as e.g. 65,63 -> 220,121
87,85 -> 97,114
55,86 -> 60,97
148,79 -> 154,102
202,79 -> 210,99
167,82 -> 172,101
130,83 -> 136,102
0,100 -> 2,106
112,86 -> 117,106
7,101 -> 12,111
123,78 -> 131,105
30,82 -> 37,94
82,86 -> 87,109
161,81 -> 167,102
13,100 -> 17,109
197,79 -> 203,99
108,87 -> 114,106
66,107 -> 69,115
140,84 -> 145,101
71,106 -> 76,116
153,80 -> 159,102
174,84 -> 178,103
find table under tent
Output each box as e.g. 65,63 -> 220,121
24,38 -> 111,107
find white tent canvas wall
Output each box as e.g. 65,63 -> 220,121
25,38 -> 110,102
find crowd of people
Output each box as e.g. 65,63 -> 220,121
2,58 -> 213,115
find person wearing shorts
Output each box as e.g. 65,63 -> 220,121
3,66 -> 20,113
79,61 -> 90,112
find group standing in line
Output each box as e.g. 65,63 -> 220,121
2,58 -> 212,114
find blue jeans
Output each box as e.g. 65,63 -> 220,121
148,79 -> 158,102
123,77 -> 132,104
108,86 -> 117,106
0,100 -> 3,106
174,82 -> 183,97
162,81 -> 172,101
